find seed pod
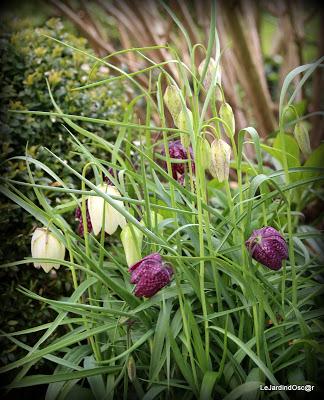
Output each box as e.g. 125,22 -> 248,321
31,228 -> 65,273
198,136 -> 211,170
220,102 -> 235,138
177,108 -> 193,148
293,122 -> 311,157
163,84 -> 182,120
198,57 -> 221,90
127,356 -> 136,382
210,138 -> 231,182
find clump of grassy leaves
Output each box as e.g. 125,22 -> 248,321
0,3 -> 323,400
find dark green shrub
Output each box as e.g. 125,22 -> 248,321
0,17 -> 128,260
0,18 -> 127,366
0,17 -> 127,176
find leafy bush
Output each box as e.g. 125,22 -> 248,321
0,18 -> 127,368
0,17 -> 127,259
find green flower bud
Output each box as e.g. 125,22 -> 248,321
121,224 -> 143,267
127,356 -> 136,382
176,108 -> 193,147
198,57 -> 221,91
293,122 -> 311,157
198,136 -> 211,170
220,102 -> 235,138
209,138 -> 231,182
163,84 -> 182,120
121,213 -> 163,267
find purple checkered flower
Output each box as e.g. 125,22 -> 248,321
129,253 -> 173,298
162,140 -> 195,184
75,200 -> 92,235
245,226 -> 288,270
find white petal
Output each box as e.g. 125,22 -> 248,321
45,234 -> 65,264
31,228 -> 65,272
104,186 -> 127,234
31,228 -> 47,266
41,264 -> 55,273
104,204 -> 120,235
88,194 -> 104,236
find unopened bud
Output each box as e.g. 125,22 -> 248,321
177,108 -> 193,147
220,102 -> 235,137
121,224 -> 143,267
198,136 -> 211,170
127,356 -> 136,382
198,57 -> 221,91
209,138 -> 231,182
293,122 -> 311,157
163,84 -> 182,120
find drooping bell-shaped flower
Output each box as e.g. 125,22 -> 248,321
88,183 -> 127,236
31,227 -> 66,273
75,168 -> 117,236
245,226 -> 288,270
162,140 -> 195,184
209,138 -> 231,182
75,200 -> 93,236
129,253 -> 173,298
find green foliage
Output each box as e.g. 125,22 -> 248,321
0,18 -> 127,176
1,10 -> 324,400
0,18 -> 127,372
0,17 -> 127,259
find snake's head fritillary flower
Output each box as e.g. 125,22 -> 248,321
245,226 -> 288,270
87,183 -> 127,236
31,227 -> 65,273
129,253 -> 173,298
103,167 -> 117,186
75,200 -> 93,236
162,140 -> 195,184
76,169 -> 117,236
209,138 -> 231,182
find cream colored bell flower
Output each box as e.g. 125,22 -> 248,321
210,138 -> 231,182
31,227 -> 65,273
88,183 -> 127,236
